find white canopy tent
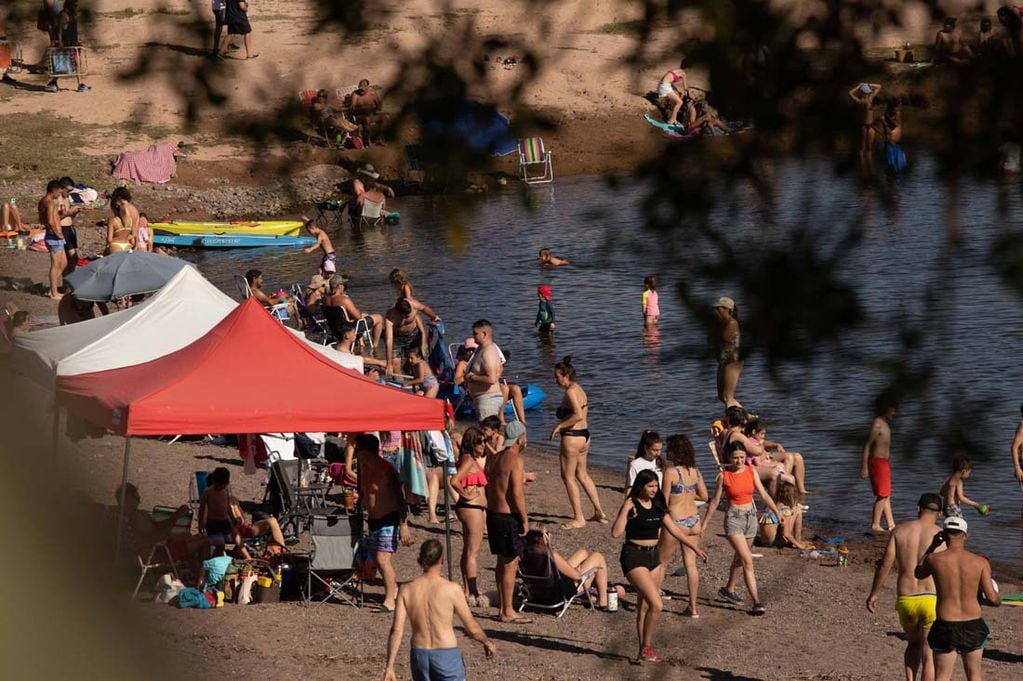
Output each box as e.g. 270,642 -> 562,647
13,266 -> 362,385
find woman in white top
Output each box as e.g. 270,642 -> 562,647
626,430 -> 663,491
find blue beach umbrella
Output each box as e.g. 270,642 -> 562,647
63,251 -> 191,301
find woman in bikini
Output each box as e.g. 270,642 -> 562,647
656,59 -> 689,126
550,356 -> 608,528
105,187 -> 138,254
657,434 -> 708,618
450,426 -> 490,607
712,296 -> 742,407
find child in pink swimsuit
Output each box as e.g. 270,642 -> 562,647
643,275 -> 660,327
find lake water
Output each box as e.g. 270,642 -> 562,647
183,156 -> 1023,567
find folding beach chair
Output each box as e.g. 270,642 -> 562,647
304,511 -> 363,607
518,137 -> 554,184
358,197 -> 385,228
132,506 -> 194,600
45,46 -> 88,86
0,38 -> 23,75
321,304 -> 374,355
235,274 -> 289,323
314,199 -> 347,228
298,89 -> 342,149
268,458 -> 330,539
517,534 -> 596,617
290,284 -> 331,345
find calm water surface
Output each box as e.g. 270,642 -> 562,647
183,156 -> 1023,567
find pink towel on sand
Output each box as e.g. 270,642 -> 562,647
111,143 -> 179,184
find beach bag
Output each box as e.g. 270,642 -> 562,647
345,135 -> 365,150
154,574 -> 185,604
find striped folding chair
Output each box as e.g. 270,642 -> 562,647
518,137 -> 554,184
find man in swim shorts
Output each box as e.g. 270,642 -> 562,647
465,319 -> 505,420
861,393 -> 897,533
38,180 -> 66,300
867,493 -> 944,681
485,422 -> 531,623
915,517 -> 1000,681
383,539 -> 495,681
355,434 -> 412,612
302,218 -> 336,275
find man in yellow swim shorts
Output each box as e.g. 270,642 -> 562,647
866,493 -> 944,681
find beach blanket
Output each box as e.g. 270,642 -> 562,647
111,143 -> 179,184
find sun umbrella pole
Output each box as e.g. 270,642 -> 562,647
443,460 -> 453,582
114,436 -> 132,562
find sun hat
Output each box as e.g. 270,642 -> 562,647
306,274 -> 327,290
713,296 -> 735,311
503,420 -> 527,447
943,516 -> 968,533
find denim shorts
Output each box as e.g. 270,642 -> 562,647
725,507 -> 757,539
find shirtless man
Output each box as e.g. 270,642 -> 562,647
465,319 -> 504,420
915,517 -> 1000,681
538,247 -> 569,266
301,217 -> 336,276
354,433 -> 413,612
244,269 -> 287,307
485,421 -> 531,623
1010,403 -> 1023,482
934,18 -> 972,64
198,467 -> 242,547
849,82 -> 881,165
323,274 -> 383,349
39,180 -> 66,299
861,394 -> 897,533
383,539 -> 495,681
867,493 -> 944,681
115,483 -> 211,579
57,177 -> 82,276
384,298 -> 426,375
334,323 -> 388,375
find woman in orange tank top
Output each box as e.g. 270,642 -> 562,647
702,440 -> 783,616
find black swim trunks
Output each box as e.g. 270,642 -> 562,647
486,511 -> 524,559
928,618 -> 989,654
63,225 -> 78,251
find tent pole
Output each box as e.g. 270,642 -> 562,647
51,402 -> 60,463
443,460 -> 453,582
114,436 -> 132,562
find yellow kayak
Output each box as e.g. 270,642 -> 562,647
150,220 -> 304,237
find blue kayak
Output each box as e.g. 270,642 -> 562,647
153,233 -> 317,249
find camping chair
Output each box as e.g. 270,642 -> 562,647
518,137 -> 554,184
358,197 -> 385,228
304,511 -> 363,607
298,89 -> 343,149
235,274 -> 289,323
132,505 -> 194,600
517,535 -> 596,617
314,199 -> 347,228
290,284 -> 331,345
0,38 -> 23,75
187,470 -> 210,510
45,46 -> 88,84
321,304 -> 374,355
268,458 -> 331,539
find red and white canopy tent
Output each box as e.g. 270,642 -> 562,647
57,298 -> 446,555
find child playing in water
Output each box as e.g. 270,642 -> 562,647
642,276 -> 660,327
302,216 -> 337,275
538,248 -> 569,266
404,345 -> 439,398
939,455 -> 987,518
535,285 -> 555,334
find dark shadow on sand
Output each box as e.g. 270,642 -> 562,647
485,629 -> 631,662
983,648 -> 1023,664
142,41 -> 211,58
697,668 -> 765,681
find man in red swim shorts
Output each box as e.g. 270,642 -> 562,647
861,394 -> 897,533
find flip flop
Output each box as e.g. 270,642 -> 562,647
375,604 -> 395,614
247,54 -> 260,59
499,616 -> 532,624
589,515 -> 610,524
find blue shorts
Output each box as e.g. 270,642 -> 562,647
366,514 -> 400,554
411,647 -> 465,681
45,236 -> 66,252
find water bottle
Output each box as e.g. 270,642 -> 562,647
607,588 -> 619,612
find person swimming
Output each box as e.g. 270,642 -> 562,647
538,248 -> 569,266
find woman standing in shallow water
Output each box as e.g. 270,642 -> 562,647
712,296 -> 742,407
550,356 -> 608,528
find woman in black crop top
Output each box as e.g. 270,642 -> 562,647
612,469 -> 708,663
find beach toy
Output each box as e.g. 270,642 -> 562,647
977,504 -> 990,515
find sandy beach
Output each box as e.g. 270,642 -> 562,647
3,1 -> 1023,679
